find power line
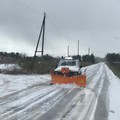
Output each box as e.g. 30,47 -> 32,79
12,0 -> 72,42
46,15 -> 73,41
10,0 -> 74,43
10,0 -> 78,50
12,0 -> 44,15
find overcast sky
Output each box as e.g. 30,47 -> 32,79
0,0 -> 120,57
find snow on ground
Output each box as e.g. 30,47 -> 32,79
105,65 -> 120,120
0,64 -> 21,71
0,63 -> 120,120
81,63 -> 120,120
0,74 -> 51,97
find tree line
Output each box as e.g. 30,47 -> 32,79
72,54 -> 95,63
0,51 -> 95,64
0,52 -> 26,58
2,51 -> 120,63
0,51 -> 96,74
106,53 -> 120,62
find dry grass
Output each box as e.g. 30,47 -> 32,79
107,62 -> 120,78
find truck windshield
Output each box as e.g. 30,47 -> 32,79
61,61 -> 76,66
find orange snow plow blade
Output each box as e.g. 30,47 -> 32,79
51,73 -> 86,87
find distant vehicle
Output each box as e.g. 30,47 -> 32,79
50,57 -> 86,87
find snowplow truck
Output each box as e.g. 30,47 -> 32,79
51,57 -> 86,87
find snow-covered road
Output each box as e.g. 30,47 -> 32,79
0,63 -> 120,120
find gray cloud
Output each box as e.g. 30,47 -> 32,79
0,0 -> 120,57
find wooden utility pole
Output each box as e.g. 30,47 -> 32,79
41,13 -> 46,56
31,13 -> 46,69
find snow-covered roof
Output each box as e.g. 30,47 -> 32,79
64,56 -> 73,60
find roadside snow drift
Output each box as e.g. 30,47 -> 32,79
0,64 -> 21,72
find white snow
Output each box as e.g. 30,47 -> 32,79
0,64 -> 21,71
55,66 -> 79,72
0,74 -> 51,97
105,65 -> 120,120
75,63 -> 120,120
0,62 -> 120,120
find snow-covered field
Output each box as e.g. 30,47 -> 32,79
0,63 -> 120,120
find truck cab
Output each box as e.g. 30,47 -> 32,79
54,57 -> 82,76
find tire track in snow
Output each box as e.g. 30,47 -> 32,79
93,64 -> 110,120
86,63 -> 101,86
61,89 -> 94,120
0,84 -> 53,113
0,81 -> 50,99
0,85 -> 45,105
0,85 -> 58,119
81,63 -> 109,120
36,88 -> 82,120
61,63 -> 106,120
86,63 -> 104,90
0,86 -> 72,120
26,88 -> 73,120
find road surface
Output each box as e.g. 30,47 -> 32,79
0,63 -> 110,120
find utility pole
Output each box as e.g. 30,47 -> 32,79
67,46 -> 69,57
41,13 -> 46,56
88,47 -> 90,55
31,13 -> 46,69
78,40 -> 79,55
